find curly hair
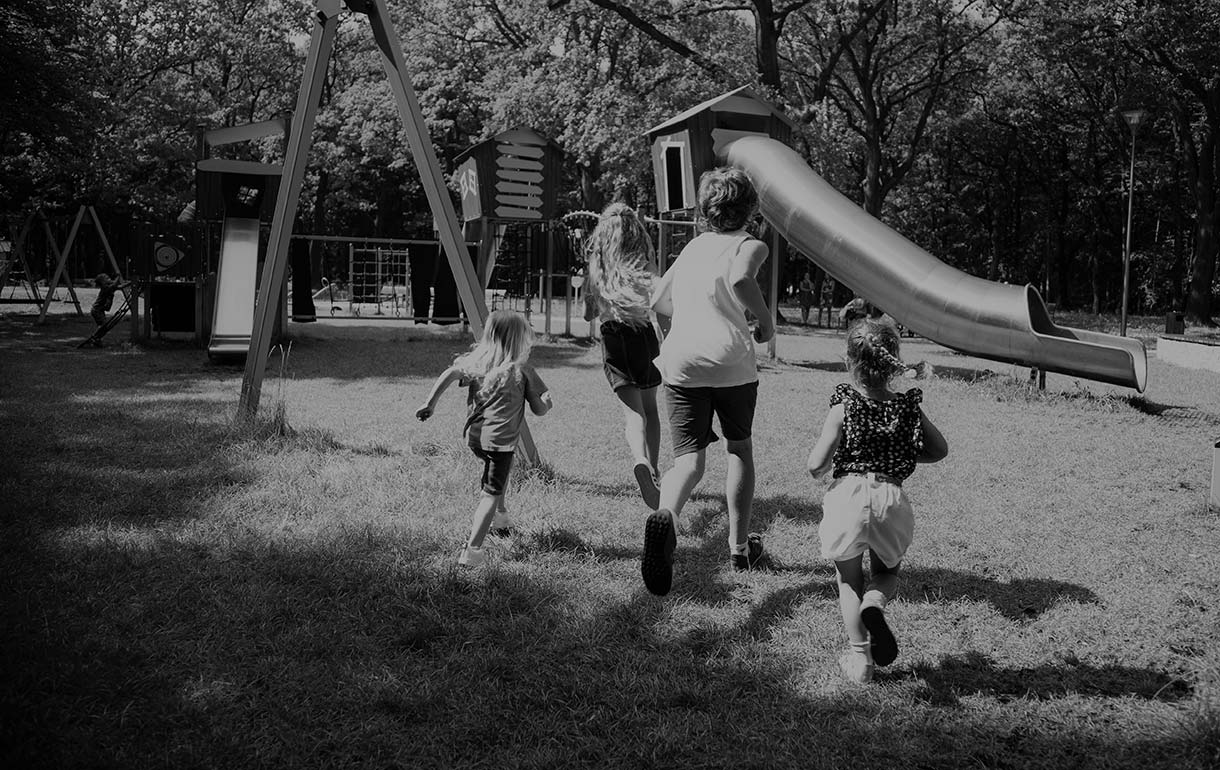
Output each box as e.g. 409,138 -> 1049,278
696,167 -> 758,233
846,316 -> 908,388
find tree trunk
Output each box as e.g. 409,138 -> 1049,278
1184,125 -> 1218,325
579,159 -> 604,212
751,1 -> 782,93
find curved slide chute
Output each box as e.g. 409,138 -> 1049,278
721,135 -> 1147,392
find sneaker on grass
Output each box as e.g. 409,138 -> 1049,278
731,533 -> 765,571
861,602 -> 898,666
633,462 -> 660,510
490,510 -> 514,534
458,546 -> 487,568
641,508 -> 676,595
838,650 -> 874,684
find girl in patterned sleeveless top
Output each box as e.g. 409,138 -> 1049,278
807,317 -> 948,683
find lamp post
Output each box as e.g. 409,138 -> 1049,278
1120,108 -> 1147,337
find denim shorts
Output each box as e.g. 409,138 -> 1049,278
664,381 -> 758,457
600,320 -> 661,391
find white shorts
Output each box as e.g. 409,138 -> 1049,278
819,473 -> 914,568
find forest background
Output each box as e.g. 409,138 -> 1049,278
2,0 -> 1218,324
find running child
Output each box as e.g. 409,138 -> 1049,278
415,310 -> 552,567
583,202 -> 663,508
806,317 -> 948,682
642,166 -> 775,596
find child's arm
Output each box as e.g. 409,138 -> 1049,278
728,240 -> 773,343
524,366 -> 553,416
528,390 -> 553,416
807,404 -> 845,478
916,409 -> 949,463
415,366 -> 462,420
650,268 -> 674,325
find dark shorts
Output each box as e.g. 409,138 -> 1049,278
600,320 -> 661,392
470,445 -> 515,496
664,381 -> 758,457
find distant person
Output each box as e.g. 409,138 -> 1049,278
643,167 -> 774,596
798,270 -> 815,324
819,277 -> 836,326
839,297 -> 882,329
806,317 -> 948,683
90,272 -> 125,327
583,202 -> 663,508
415,310 -> 552,567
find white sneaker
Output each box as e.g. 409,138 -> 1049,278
838,651 -> 874,684
458,546 -> 487,567
491,510 -> 514,532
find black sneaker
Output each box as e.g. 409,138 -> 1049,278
641,508 -> 676,595
861,605 -> 898,666
633,462 -> 660,510
731,533 -> 764,571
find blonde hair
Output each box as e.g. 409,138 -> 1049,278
454,310 -> 534,399
584,202 -> 655,322
846,317 -> 911,388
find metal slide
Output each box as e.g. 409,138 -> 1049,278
209,217 -> 260,357
721,135 -> 1147,392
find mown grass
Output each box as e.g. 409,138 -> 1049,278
1,310 -> 1218,769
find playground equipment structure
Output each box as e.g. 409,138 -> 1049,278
194,118 -> 287,358
456,127 -> 579,336
236,0 -> 539,462
645,87 -> 1148,392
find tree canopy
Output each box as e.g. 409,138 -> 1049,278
2,0 -> 1217,321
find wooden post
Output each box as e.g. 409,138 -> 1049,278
767,228 -> 780,359
238,0 -> 340,418
544,224 -> 554,337
234,0 -> 536,465
36,208 -> 85,322
1211,439 -> 1220,513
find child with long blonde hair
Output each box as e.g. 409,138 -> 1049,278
807,316 -> 947,682
584,202 -> 664,508
416,310 -> 552,566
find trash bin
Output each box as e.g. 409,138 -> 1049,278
1165,311 -> 1185,335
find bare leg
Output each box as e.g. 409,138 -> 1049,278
640,386 -> 660,473
724,438 -> 755,551
658,450 -> 705,521
861,548 -> 900,666
834,556 -> 867,644
467,492 -> 501,549
614,386 -> 656,469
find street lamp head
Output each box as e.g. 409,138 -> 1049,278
1122,109 -> 1148,134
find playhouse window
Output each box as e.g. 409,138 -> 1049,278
663,144 -> 686,211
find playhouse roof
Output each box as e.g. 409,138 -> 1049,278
454,127 -> 564,164
644,85 -> 797,137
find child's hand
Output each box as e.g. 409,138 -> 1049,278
753,316 -> 774,343
415,404 -> 433,421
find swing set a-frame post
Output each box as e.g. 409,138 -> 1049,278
237,0 -> 537,463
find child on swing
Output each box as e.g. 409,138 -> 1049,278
415,310 -> 552,567
583,202 -> 663,508
806,316 -> 948,682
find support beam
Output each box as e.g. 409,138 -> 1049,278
36,208 -> 84,322
238,0 -> 340,419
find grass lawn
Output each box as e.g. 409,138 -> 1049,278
1,305 -> 1218,769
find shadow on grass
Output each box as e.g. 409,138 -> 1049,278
901,566 -> 1100,621
901,651 -> 1193,704
2,324 -> 1212,769
278,325 -> 600,383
